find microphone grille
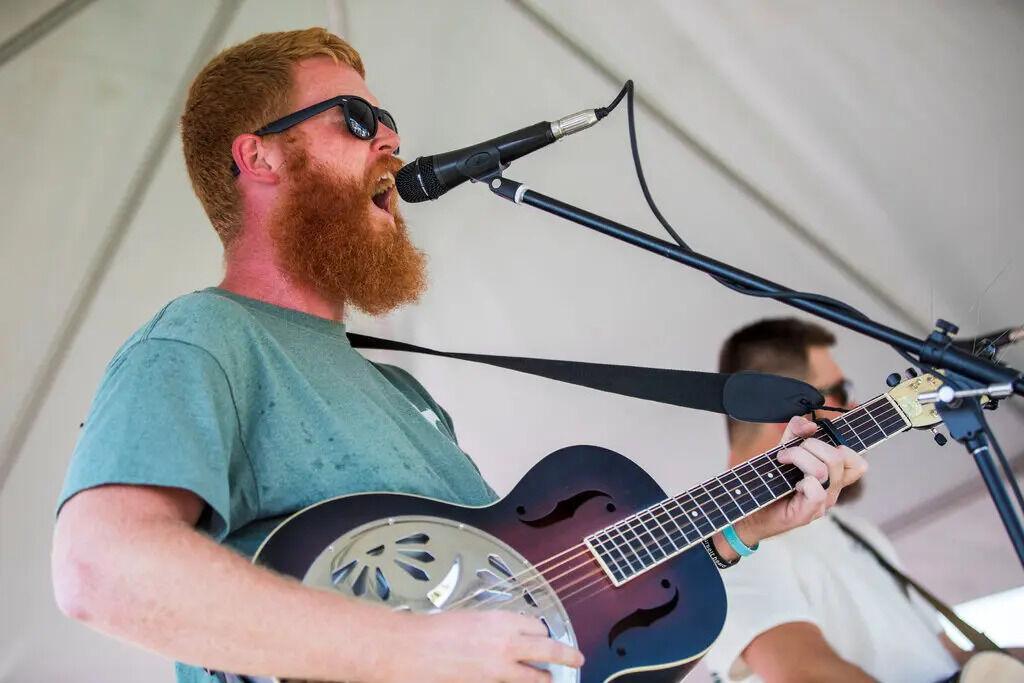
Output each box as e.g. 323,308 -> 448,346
395,157 -> 442,203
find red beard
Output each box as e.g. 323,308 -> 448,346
270,150 -> 426,316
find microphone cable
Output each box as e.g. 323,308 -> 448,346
599,79 -> 943,379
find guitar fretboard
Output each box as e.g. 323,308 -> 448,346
585,395 -> 909,585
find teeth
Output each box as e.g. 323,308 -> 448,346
372,172 -> 395,197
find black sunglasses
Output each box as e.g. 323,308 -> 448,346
230,95 -> 398,175
818,378 -> 852,407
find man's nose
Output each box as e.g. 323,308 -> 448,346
372,123 -> 400,156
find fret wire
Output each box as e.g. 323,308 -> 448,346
848,413 -> 885,445
700,483 -> 731,527
604,525 -> 644,573
620,406 -> 909,567
741,460 -> 776,504
834,398 -> 882,429
590,535 -> 626,579
845,424 -> 868,451
624,507 -> 677,565
873,402 -> 906,436
754,453 -> 790,495
601,536 -> 629,580
629,403 -> 913,574
864,405 -> 887,436
712,474 -> 747,521
660,499 -> 694,546
637,509 -> 672,557
666,497 -> 701,542
601,527 -> 640,575
649,504 -> 682,552
621,402 -> 903,566
720,469 -> 758,516
620,516 -> 660,565
685,489 -> 717,536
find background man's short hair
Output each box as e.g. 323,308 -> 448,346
719,317 -> 836,441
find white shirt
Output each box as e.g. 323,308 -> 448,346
704,509 -> 959,682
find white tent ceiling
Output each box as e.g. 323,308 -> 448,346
2,1 -> 1022,680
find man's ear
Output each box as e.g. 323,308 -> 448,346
232,133 -> 280,183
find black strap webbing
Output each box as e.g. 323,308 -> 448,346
833,517 -> 1002,653
348,332 -> 731,415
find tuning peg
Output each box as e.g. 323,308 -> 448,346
905,367 -> 919,378
932,429 -> 947,446
886,372 -> 902,387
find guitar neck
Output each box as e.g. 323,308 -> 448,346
586,394 -> 912,585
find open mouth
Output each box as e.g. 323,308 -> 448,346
371,172 -> 395,217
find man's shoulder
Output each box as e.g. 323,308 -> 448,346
111,289 -> 264,367
149,289 -> 259,340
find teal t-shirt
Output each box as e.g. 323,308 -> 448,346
58,287 -> 497,682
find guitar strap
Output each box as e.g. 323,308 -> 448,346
832,517 -> 1002,654
347,332 -> 734,413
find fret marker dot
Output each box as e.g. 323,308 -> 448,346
734,489 -> 741,495
767,473 -> 774,478
691,511 -> 698,517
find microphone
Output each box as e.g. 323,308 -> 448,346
395,109 -> 602,203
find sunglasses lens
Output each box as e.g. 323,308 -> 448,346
378,109 -> 397,134
827,381 -> 849,405
345,99 -> 376,139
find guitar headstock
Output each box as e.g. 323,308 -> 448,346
886,373 -> 945,429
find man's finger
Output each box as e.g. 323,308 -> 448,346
794,475 -> 828,520
780,415 -> 817,443
514,636 -> 585,668
777,446 -> 828,483
797,438 -> 845,504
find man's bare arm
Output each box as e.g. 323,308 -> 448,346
52,484 -> 583,683
742,621 -> 875,683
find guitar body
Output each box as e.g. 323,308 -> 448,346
254,445 -> 727,682
952,652 -> 1024,682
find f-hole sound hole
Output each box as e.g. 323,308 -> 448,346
606,503 -> 616,512
516,505 -> 527,515
617,647 -> 627,657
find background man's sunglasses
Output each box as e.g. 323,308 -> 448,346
230,95 -> 397,175
818,378 -> 852,407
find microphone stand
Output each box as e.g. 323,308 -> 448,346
484,172 -> 1024,568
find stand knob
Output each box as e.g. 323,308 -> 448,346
886,372 -> 902,387
935,319 -> 960,336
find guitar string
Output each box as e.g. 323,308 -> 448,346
474,399 -> 898,589
488,380 -> 954,612
454,406 -> 906,613
468,430 -> 881,617
450,402 -> 904,612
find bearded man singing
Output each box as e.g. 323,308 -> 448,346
51,28 -> 867,683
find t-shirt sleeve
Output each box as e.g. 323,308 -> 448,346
57,338 -> 247,539
704,539 -> 820,681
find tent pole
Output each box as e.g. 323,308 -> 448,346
0,0 -> 244,493
0,0 -> 99,70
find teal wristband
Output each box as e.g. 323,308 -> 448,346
722,524 -> 759,557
